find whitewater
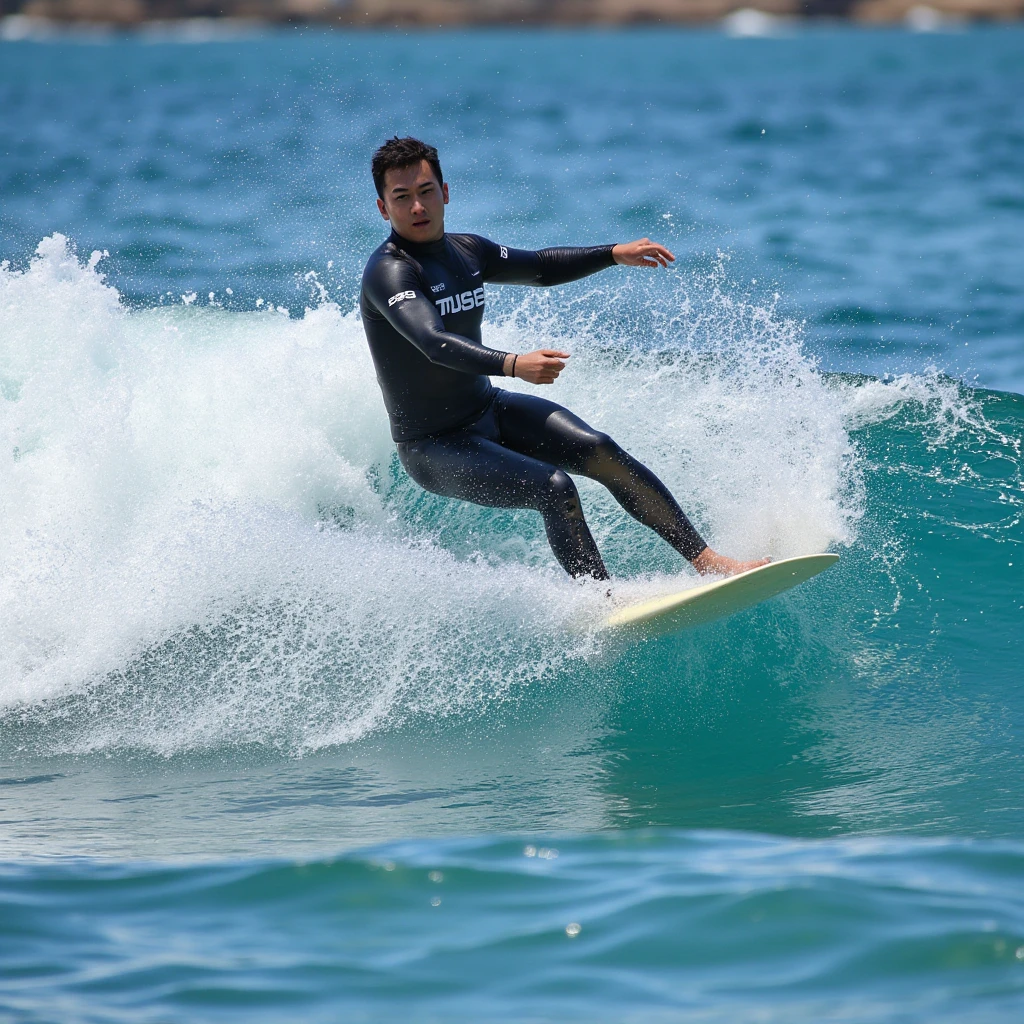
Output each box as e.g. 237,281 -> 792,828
2,231 -> 869,754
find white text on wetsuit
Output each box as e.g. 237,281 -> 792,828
435,287 -> 485,318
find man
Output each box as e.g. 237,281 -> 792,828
360,136 -> 767,582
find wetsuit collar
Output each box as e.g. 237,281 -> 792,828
388,229 -> 448,258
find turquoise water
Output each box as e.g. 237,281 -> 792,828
2,25 -> 1023,1023
5,833 -> 1024,1022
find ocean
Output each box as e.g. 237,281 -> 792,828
1,23 -> 1023,1023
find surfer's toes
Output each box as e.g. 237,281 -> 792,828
715,558 -> 769,577
732,557 -> 771,576
692,549 -> 771,577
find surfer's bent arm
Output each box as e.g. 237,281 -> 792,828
475,236 -> 616,286
366,260 -> 510,376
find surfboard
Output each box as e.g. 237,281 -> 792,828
603,553 -> 839,639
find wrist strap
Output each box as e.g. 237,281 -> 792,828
510,354 -> 518,378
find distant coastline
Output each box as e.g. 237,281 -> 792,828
1,0 -> 1022,31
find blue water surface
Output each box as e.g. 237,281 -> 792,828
1,24 -> 1023,1024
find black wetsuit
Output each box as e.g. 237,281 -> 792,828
360,230 -> 706,579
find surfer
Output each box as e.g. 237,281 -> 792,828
360,136 -> 768,582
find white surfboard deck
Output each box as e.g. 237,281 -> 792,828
603,553 -> 839,638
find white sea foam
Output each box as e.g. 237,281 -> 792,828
0,236 -> 601,754
0,234 -> 936,755
486,271 -> 863,567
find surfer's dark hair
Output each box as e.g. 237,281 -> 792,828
371,137 -> 444,199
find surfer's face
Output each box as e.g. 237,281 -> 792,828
377,160 -> 449,243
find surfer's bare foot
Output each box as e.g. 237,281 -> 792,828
692,548 -> 770,578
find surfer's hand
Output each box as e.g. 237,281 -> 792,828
509,349 -> 570,385
612,238 -> 675,268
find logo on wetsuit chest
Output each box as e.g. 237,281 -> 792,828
430,282 -> 446,293
435,287 -> 485,317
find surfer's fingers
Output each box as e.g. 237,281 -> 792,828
636,245 -> 671,268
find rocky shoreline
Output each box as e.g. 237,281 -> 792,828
1,0 -> 1021,28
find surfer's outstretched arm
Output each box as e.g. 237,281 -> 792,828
475,236 -> 675,287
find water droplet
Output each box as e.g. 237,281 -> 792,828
429,870 -> 444,883
431,896 -> 442,907
524,845 -> 537,857
565,922 -> 581,937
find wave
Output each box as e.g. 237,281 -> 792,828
1,234 -> 1019,758
4,829 -> 1024,1023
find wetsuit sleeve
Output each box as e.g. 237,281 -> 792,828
474,236 -> 616,286
365,256 -> 509,376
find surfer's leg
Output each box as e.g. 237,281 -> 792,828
494,390 -> 707,561
397,432 -> 609,580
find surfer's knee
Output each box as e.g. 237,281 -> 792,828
588,430 -> 616,456
583,431 -> 627,475
539,468 -> 582,517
